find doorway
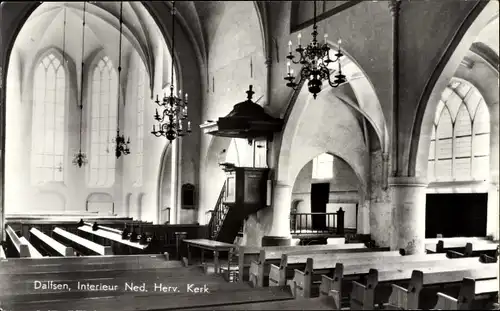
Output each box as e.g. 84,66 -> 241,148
310,183 -> 330,230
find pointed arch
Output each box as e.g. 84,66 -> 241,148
30,50 -> 68,185
87,53 -> 118,188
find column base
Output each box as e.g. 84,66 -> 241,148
261,236 -> 291,246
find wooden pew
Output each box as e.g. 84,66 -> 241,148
0,245 -> 6,259
425,237 -> 491,244
350,261 -> 497,310
0,253 -> 171,270
427,240 -> 498,257
5,225 -> 30,257
0,255 -> 183,276
18,236 -> 43,258
249,243 -> 368,287
3,284 -> 294,311
269,250 -> 400,287
433,277 -> 499,310
78,224 -> 148,254
236,246 -> 262,282
294,253 -> 452,299
319,253 -> 450,301
29,227 -> 73,257
52,227 -> 112,255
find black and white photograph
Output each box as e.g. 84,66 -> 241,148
0,1 -> 498,310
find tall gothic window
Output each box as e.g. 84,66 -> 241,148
31,53 -> 66,184
428,79 -> 490,182
312,153 -> 334,179
135,62 -> 146,187
88,56 -> 118,187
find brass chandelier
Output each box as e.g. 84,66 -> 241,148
284,0 -> 346,99
151,1 -> 191,141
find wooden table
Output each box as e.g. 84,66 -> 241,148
183,239 -> 236,274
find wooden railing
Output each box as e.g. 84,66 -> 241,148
290,208 -> 345,235
207,181 -> 228,240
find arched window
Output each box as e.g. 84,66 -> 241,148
31,53 -> 66,184
428,79 -> 490,182
88,56 -> 118,187
135,62 -> 146,187
312,153 -> 334,179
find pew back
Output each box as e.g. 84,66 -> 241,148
0,246 -> 6,259
5,225 -> 29,257
18,237 -> 43,258
30,227 -> 73,256
53,227 -> 113,255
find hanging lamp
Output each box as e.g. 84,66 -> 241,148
113,1 -> 131,158
73,3 -> 88,167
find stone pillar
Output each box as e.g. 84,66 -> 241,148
487,182 -> 499,240
176,137 -> 183,224
145,39 -> 164,223
0,64 -> 4,241
170,138 -> 179,224
262,183 -> 292,246
357,197 -> 370,235
389,177 -> 427,254
369,150 -> 392,247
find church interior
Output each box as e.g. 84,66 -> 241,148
0,1 -> 499,310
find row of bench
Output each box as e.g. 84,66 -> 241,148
2,222 -> 498,310
223,238 -> 498,310
2,222 -> 157,259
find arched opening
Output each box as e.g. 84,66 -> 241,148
414,5 -> 499,239
291,152 -> 362,235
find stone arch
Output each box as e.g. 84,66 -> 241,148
410,1 -> 498,177
336,48 -> 390,154
252,1 -> 270,58
418,58 -> 499,239
415,54 -> 499,183
277,87 -> 369,193
454,59 -> 499,184
86,192 -> 114,214
278,46 -> 388,194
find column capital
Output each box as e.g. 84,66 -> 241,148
382,152 -> 390,161
388,0 -> 401,17
388,176 -> 427,187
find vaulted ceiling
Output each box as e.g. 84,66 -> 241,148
14,2 -> 172,89
10,1 -> 499,97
